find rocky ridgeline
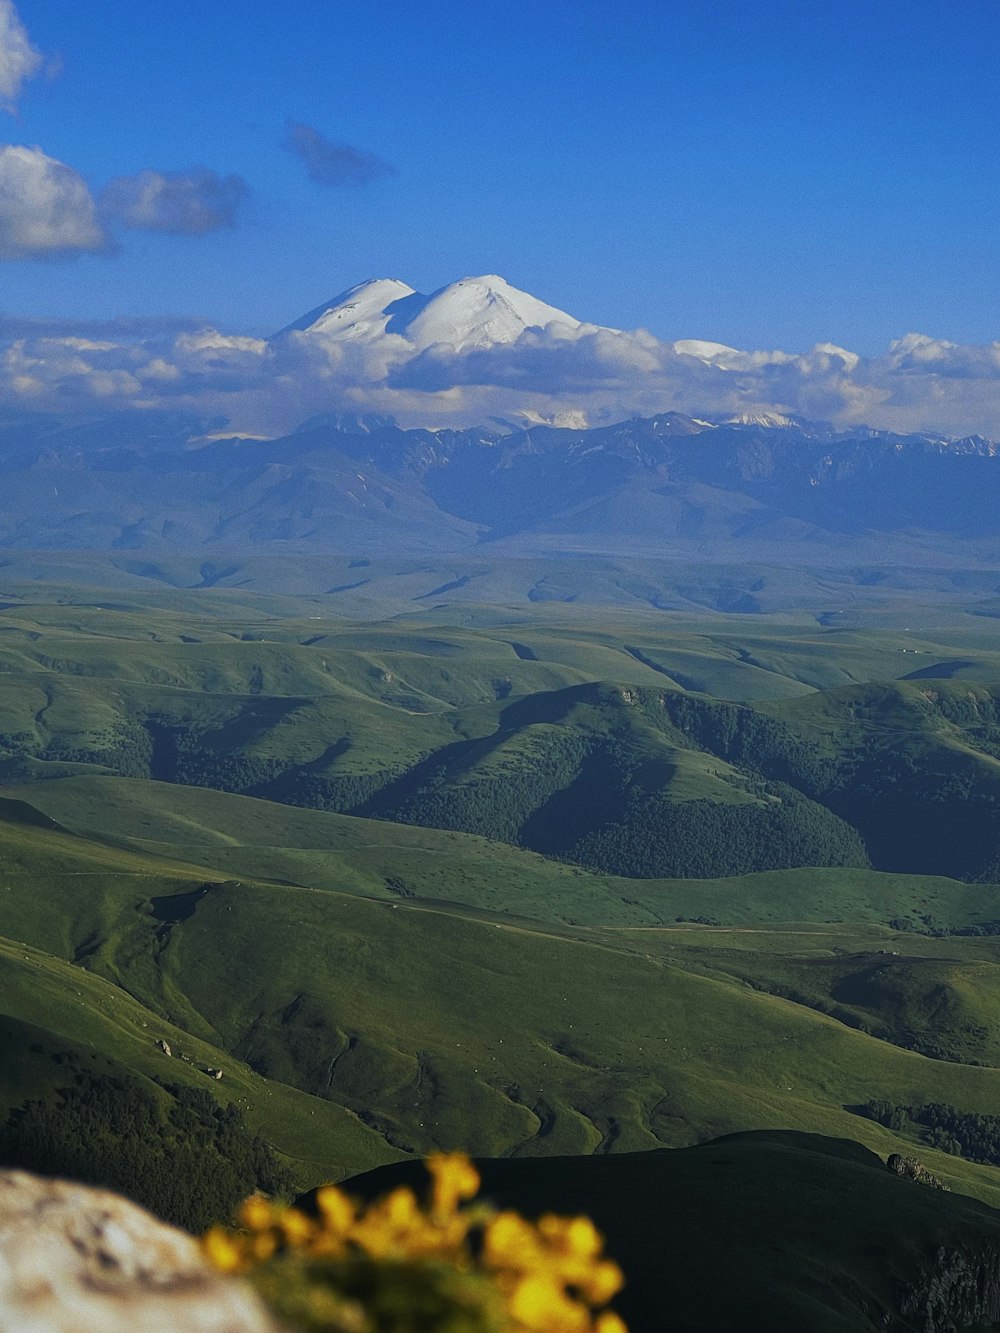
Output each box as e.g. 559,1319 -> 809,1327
0,1170 -> 281,1333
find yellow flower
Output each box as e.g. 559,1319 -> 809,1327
238,1193 -> 275,1232
428,1151 -> 480,1217
508,1273 -> 587,1331
201,1226 -> 245,1273
578,1259 -> 624,1307
315,1184 -> 356,1235
202,1154 -> 628,1333
594,1313 -> 629,1333
539,1214 -> 603,1261
277,1207 -> 315,1247
484,1210 -> 544,1269
251,1230 -> 279,1263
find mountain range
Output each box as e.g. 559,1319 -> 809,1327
5,270 -> 1000,444
0,274 -> 995,601
0,403 -> 996,568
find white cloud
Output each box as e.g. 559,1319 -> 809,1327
0,144 -> 108,258
1,307 -> 1000,441
885,332 -> 1000,378
101,167 -> 248,234
0,1 -> 41,110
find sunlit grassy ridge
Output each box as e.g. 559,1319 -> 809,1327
3,790 -> 1000,1206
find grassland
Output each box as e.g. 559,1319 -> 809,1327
4,587 -> 1000,1227
3,592 -> 1000,880
3,780 -> 1000,1207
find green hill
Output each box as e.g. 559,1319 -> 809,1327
12,773 -> 1000,931
7,588 -> 1000,1291
342,1130 -> 1000,1332
2,597 -> 1000,878
6,790 -> 1000,1209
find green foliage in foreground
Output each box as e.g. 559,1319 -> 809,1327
0,1053 -> 292,1230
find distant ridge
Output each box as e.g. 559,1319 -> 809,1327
0,409 -> 994,559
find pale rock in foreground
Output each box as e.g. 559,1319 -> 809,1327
0,1169 -> 282,1333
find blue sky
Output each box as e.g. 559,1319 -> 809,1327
1,0 -> 1000,440
5,0 -> 1000,352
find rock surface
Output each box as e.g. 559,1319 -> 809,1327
897,1243 -> 1000,1332
0,1169 -> 282,1333
886,1154 -> 950,1190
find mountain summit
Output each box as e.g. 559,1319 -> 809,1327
276,274 -> 582,352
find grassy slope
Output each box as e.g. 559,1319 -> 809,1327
4,794 -> 1000,1203
12,774 -> 1000,929
9,601 -> 1000,882
6,599 -> 1000,1214
2,598 -> 1000,824
0,940 -> 396,1181
0,812 -> 401,1181
2,589 -> 1000,701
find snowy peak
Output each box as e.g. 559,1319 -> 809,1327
278,274 -> 581,351
671,338 -> 754,373
277,279 -> 417,340
725,411 -> 800,429
404,275 -> 580,351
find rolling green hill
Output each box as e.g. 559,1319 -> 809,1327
5,782 -> 1000,1212
11,773 -> 1000,932
6,584 -> 1000,1303
1,596 -> 999,880
0,671 -> 998,883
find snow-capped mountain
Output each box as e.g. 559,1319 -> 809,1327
725,412 -> 801,429
278,278 -> 417,342
260,274 -> 1000,442
275,274 -> 582,352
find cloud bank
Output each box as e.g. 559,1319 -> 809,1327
284,120 -> 396,186
1,298 -> 1000,442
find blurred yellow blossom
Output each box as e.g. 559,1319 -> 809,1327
428,1150 -> 481,1217
202,1152 -> 627,1333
